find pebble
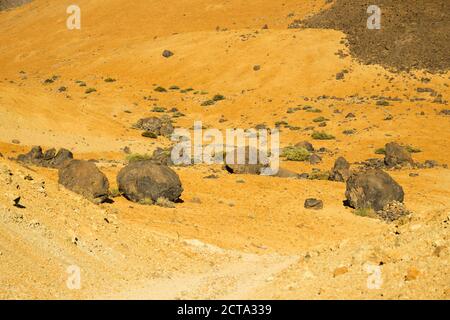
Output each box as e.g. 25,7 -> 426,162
333,266 -> 349,277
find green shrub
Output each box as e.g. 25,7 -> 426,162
313,116 -> 328,123
154,86 -> 167,92
308,171 -> 330,180
375,148 -> 386,155
306,108 -> 322,113
85,88 -> 97,94
169,85 -> 180,90
104,77 -> 116,83
155,197 -> 175,208
172,111 -> 185,118
311,131 -> 335,140
212,94 -> 226,101
139,198 -> 154,205
354,207 -> 376,218
275,120 -> 289,127
109,188 -> 121,198
141,131 -> 158,138
405,145 -> 421,153
126,153 -> 152,162
281,147 -> 310,161
201,100 -> 215,106
152,106 -> 166,113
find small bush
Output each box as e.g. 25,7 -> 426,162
275,120 -> 289,128
172,111 -> 185,118
155,197 -> 175,208
126,153 -> 152,162
311,131 -> 335,140
142,131 -> 158,139
201,100 -> 215,106
154,86 -> 167,92
104,77 -> 116,83
308,171 -> 330,180
212,94 -> 226,101
139,198 -> 154,205
405,145 -> 421,153
152,106 -> 166,113
375,148 -> 386,155
109,188 -> 121,198
281,147 -> 310,161
169,85 -> 180,90
354,207 -> 376,218
313,116 -> 328,123
85,88 -> 97,94
306,108 -> 322,113
376,100 -> 390,106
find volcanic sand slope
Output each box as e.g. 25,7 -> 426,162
0,0 -> 449,299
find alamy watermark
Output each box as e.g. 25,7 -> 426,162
66,5 -> 81,30
170,121 -> 280,175
66,265 -> 81,290
367,5 -> 381,30
364,263 -> 383,289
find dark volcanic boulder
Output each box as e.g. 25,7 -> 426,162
46,148 -> 73,168
345,169 -> 404,211
150,147 -> 174,166
58,160 -> 110,203
384,142 -> 414,168
17,146 -> 73,169
294,141 -> 314,152
117,161 -> 183,203
17,146 -> 43,162
304,198 -> 323,210
273,168 -> 299,178
133,116 -> 174,137
309,153 -> 322,164
329,156 -> 351,182
224,146 -> 269,175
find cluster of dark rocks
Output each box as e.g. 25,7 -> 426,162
219,144 -> 409,221
17,146 -> 183,205
133,116 -> 174,138
14,137 -> 440,222
357,142 -> 445,170
17,146 -> 73,169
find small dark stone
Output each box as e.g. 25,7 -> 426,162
304,198 -> 323,210
162,50 -> 174,58
117,161 -> 183,203
329,157 -> 351,182
345,113 -> 355,119
59,160 -> 110,203
384,142 -> 414,168
345,169 -> 404,211
294,141 -> 314,152
298,173 -> 310,180
309,153 -> 322,164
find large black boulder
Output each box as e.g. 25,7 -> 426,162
345,169 -> 404,211
58,160 -> 110,203
117,161 -> 183,203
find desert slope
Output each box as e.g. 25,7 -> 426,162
0,0 -> 449,299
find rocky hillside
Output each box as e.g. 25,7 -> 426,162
0,0 -> 449,299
